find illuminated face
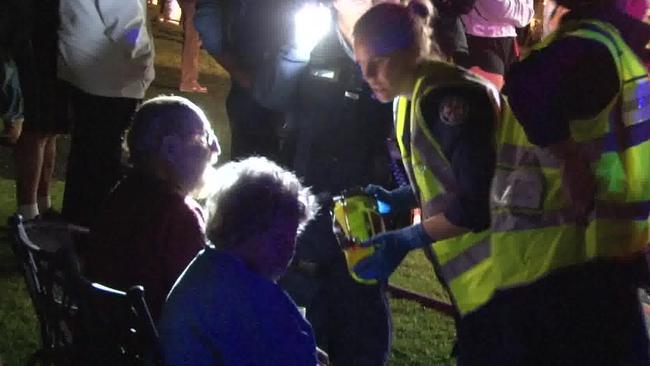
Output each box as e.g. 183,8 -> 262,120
171,114 -> 220,195
354,38 -> 417,103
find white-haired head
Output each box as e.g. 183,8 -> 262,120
206,157 -> 318,281
127,95 -> 220,195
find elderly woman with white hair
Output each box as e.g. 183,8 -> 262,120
158,156 -> 326,366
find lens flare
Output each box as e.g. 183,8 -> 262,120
294,3 -> 332,58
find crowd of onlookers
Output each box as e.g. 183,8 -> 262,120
1,0 -> 649,365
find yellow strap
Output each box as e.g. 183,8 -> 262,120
395,97 -> 409,160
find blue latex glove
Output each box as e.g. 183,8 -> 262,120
364,184 -> 417,214
353,224 -> 433,282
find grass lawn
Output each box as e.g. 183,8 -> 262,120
0,15 -> 456,366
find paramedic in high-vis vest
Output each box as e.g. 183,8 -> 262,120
352,1 -> 502,364
486,0 -> 650,363
355,0 -> 650,364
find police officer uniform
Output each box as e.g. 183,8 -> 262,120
263,23 -> 395,365
289,31 -> 394,194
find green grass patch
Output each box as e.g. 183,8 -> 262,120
390,299 -> 456,365
389,250 -> 456,365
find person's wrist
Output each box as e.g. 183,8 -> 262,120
393,186 -> 416,211
406,223 -> 433,250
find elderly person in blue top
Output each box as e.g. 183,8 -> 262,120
158,156 -> 328,366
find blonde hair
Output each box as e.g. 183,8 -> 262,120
353,0 -> 440,60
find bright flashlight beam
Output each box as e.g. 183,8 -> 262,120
294,3 -> 332,58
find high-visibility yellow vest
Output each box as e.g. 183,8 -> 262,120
491,20 -> 650,291
395,61 -> 501,315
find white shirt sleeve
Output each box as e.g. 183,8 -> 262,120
95,0 -> 152,60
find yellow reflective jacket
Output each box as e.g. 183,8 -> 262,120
491,20 -> 650,291
395,61 -> 500,315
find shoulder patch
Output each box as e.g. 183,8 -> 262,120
438,95 -> 469,126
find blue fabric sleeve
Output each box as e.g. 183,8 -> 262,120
159,251 -> 318,366
211,280 -> 317,365
252,288 -> 319,366
389,184 -> 418,212
194,0 -> 226,58
420,88 -> 495,231
159,305 -> 224,366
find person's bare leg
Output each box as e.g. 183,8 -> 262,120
36,135 -> 57,213
179,0 -> 206,93
14,129 -> 48,219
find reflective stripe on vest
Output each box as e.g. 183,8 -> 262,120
491,20 -> 650,290
395,61 -> 499,315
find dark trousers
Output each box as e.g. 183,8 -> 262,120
456,258 -> 650,366
280,212 -> 391,366
319,257 -> 391,366
226,84 -> 282,160
62,86 -> 138,226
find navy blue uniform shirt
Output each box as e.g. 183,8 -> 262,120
419,85 -> 497,232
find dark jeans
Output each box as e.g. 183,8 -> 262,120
62,86 -> 138,226
226,84 -> 283,161
456,258 -> 650,366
